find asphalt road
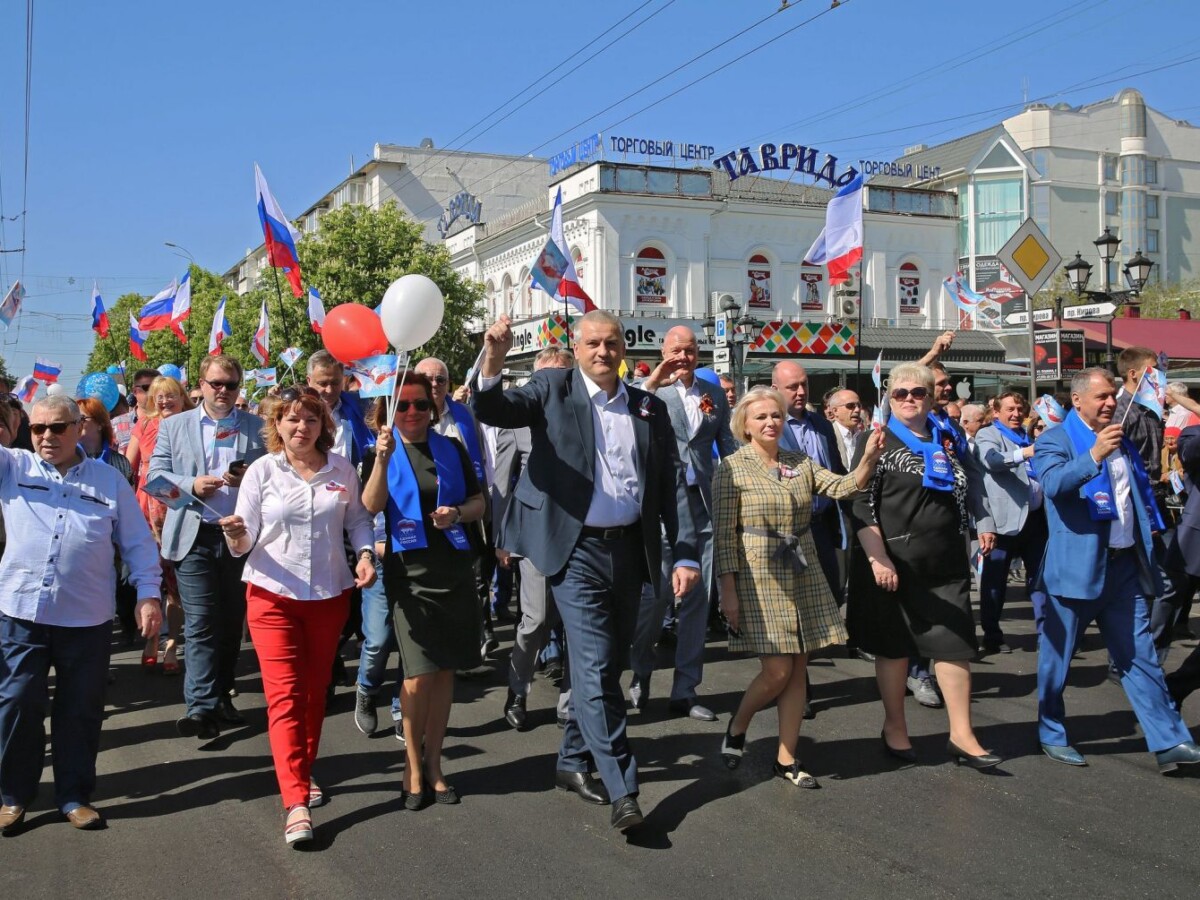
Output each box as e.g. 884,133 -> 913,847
5,593 -> 1199,900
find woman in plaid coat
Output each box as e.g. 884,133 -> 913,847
713,386 -> 884,788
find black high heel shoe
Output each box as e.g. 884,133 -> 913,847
947,739 -> 1002,769
721,723 -> 746,770
881,730 -> 917,763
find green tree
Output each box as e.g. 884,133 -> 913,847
86,201 -> 484,387
299,201 -> 484,376
0,355 -> 13,388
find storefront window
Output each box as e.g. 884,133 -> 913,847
747,254 -> 772,310
635,247 -> 669,307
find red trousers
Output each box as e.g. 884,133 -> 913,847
246,584 -> 350,809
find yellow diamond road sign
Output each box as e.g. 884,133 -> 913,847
997,218 -> 1062,298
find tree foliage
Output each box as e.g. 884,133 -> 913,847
85,201 -> 484,386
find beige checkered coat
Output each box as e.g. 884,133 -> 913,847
713,444 -> 858,655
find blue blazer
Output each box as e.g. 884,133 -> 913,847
1034,421 -> 1159,601
1166,424 -> 1200,579
472,367 -> 697,580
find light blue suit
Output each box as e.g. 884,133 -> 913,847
1034,418 -> 1190,751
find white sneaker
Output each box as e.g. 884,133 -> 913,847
907,675 -> 943,708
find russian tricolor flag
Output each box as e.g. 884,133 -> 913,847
90,281 -> 110,338
171,270 -> 192,342
307,286 -> 325,334
138,279 -> 178,332
803,174 -> 864,286
209,295 -> 232,354
129,313 -> 149,362
33,357 -> 62,384
255,164 -> 304,298
15,374 -> 37,403
251,298 -> 270,365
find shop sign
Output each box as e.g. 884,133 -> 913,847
713,143 -> 858,187
437,191 -> 482,238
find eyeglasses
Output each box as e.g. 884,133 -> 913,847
395,399 -> 433,413
1033,422 -> 1047,431
279,387 -> 319,402
837,402 -> 862,410
134,383 -> 153,392
202,379 -> 240,392
31,421 -> 77,436
426,375 -> 448,385
890,387 -> 931,402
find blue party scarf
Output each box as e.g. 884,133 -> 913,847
386,429 -> 471,553
992,420 -> 1036,478
930,409 -> 970,461
887,417 -> 956,492
445,398 -> 485,483
1061,409 -> 1164,530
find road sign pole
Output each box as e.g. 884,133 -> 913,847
1028,306 -> 1036,400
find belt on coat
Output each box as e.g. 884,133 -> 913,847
739,524 -> 810,575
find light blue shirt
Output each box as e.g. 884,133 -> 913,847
0,446 -> 161,627
786,414 -> 833,514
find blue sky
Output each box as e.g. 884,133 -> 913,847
0,0 -> 1197,387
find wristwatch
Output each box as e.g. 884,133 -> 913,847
451,505 -> 462,524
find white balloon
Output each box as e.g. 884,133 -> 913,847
380,274 -> 445,351
46,384 -> 65,397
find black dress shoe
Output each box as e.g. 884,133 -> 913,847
215,697 -> 245,726
504,690 -> 528,731
947,739 -> 1002,769
610,795 -> 643,831
176,713 -> 219,740
403,786 -> 432,811
881,730 -> 917,763
555,770 -> 610,805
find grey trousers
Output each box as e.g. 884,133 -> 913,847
508,557 -> 559,696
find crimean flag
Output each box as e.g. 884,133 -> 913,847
1130,366 -> 1166,420
255,163 -> 304,298
802,173 -> 863,285
251,298 -> 270,365
208,295 -> 232,354
549,187 -> 595,313
0,280 -> 25,330
307,286 -> 325,334
1033,394 -> 1065,429
138,279 -> 178,332
129,313 -> 149,362
33,357 -> 62,384
90,282 -> 110,338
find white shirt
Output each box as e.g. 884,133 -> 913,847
1107,449 -> 1136,549
582,372 -> 641,527
672,377 -> 703,486
833,421 -> 857,467
199,409 -> 240,521
328,399 -> 353,462
231,452 -> 374,600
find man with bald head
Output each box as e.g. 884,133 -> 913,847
827,388 -> 863,470
772,360 -> 845,598
630,326 -> 737,721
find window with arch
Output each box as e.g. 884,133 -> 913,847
747,253 -> 772,309
502,274 -> 514,318
800,269 -> 824,311
635,246 -> 668,307
519,267 -> 531,317
572,246 -> 586,285
898,262 -> 921,315
484,280 -> 496,320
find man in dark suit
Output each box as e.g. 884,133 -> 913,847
1034,367 -> 1199,772
630,326 -> 738,722
1165,423 -> 1200,707
473,310 -> 699,831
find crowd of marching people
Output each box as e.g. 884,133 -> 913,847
1,319 -> 1199,846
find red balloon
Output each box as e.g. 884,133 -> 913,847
322,303 -> 389,363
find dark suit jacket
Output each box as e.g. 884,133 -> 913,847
472,367 -> 697,580
654,378 -> 738,520
1167,425 -> 1200,579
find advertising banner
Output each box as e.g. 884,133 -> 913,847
801,271 -> 824,312
971,255 -> 1027,316
898,262 -> 921,315
748,259 -> 772,310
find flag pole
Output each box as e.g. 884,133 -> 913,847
268,268 -> 298,383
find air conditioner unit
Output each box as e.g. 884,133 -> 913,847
839,297 -> 861,318
710,291 -> 743,312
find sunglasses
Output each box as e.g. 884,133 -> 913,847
838,402 -> 862,410
396,399 -> 433,413
31,421 -> 77,436
279,387 -> 319,402
202,379 -> 240,392
134,384 -> 153,392
426,375 -> 448,385
890,387 -> 931,402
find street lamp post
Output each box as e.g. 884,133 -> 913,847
1063,228 -> 1154,373
164,241 -> 196,264
713,295 -> 762,394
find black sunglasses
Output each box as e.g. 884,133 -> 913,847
396,399 -> 433,413
134,383 -> 153,392
838,402 -> 862,410
31,421 -> 77,436
427,375 -> 449,385
279,387 -> 319,402
891,387 -> 931,401
202,379 -> 240,392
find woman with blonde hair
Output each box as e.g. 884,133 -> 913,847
847,363 -> 1001,769
125,376 -> 191,673
713,386 -> 885,787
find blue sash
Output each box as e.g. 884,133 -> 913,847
993,420 -> 1036,478
386,430 -> 471,553
338,391 -> 376,465
1061,409 -> 1165,530
887,417 -> 955,492
930,409 -> 970,461
445,398 -> 485,483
